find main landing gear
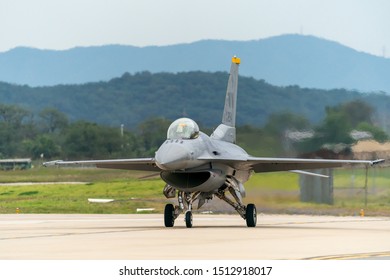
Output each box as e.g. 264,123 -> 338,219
185,211 -> 193,228
215,187 -> 257,228
163,183 -> 257,228
245,203 -> 257,227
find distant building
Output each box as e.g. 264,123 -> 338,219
352,140 -> 390,160
0,159 -> 32,170
350,130 -> 373,141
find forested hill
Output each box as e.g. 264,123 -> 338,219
1,34 -> 390,92
0,71 -> 389,130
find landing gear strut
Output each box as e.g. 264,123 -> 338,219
215,182 -> 257,227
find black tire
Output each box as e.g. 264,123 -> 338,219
164,204 -> 175,227
185,211 -> 193,228
245,203 -> 257,227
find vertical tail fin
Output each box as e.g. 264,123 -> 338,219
211,56 -> 240,143
222,56 -> 240,127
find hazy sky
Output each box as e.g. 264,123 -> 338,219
1,0 -> 389,57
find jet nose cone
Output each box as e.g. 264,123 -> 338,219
155,143 -> 190,170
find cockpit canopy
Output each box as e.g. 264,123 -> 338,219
167,118 -> 200,140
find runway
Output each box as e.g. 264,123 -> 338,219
1,214 -> 390,260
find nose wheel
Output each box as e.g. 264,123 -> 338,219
164,204 -> 193,228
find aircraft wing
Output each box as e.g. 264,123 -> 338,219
44,156 -> 384,173
43,158 -> 160,172
199,156 -> 384,173
245,157 -> 384,173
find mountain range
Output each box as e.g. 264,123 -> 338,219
1,34 -> 389,93
0,71 -> 389,131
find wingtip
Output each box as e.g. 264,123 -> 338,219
371,159 -> 385,165
42,160 -> 63,167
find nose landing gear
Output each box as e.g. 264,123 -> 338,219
164,191 -> 198,228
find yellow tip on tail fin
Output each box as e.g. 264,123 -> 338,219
232,56 -> 240,64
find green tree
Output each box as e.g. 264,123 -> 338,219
39,107 -> 69,133
356,122 -> 388,142
0,104 -> 35,157
62,121 -> 123,159
302,100 -> 378,153
340,100 -> 373,127
23,135 -> 61,159
0,104 -> 30,128
137,117 -> 171,156
263,112 -> 311,156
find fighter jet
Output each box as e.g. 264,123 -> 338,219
44,56 -> 384,228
